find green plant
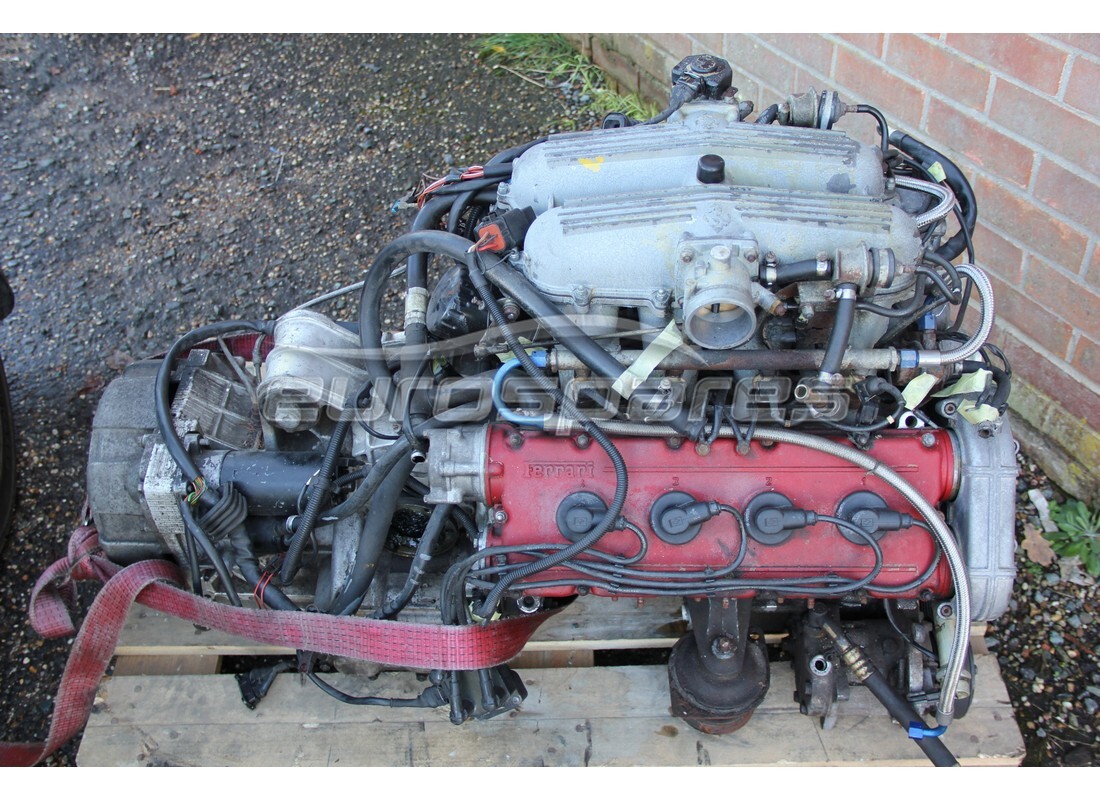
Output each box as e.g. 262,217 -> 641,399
1048,499 -> 1100,576
476,34 -> 661,123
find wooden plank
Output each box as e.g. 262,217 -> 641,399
78,654 -> 1023,767
113,596 -> 689,657
111,655 -> 221,677
510,650 -> 595,669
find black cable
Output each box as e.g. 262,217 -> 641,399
179,499 -> 241,606
855,103 -> 889,152
306,670 -> 446,708
755,104 -> 779,125
375,502 -> 453,619
352,380 -> 401,440
642,83 -> 695,125
884,599 -> 937,660
465,257 -> 629,618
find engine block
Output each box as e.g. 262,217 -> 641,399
83,54 -> 1017,760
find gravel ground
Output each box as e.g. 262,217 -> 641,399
0,32 -> 563,766
0,33 -> 1096,767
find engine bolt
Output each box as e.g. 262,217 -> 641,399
507,432 -> 524,449
575,433 -> 592,449
492,508 -> 509,525
711,636 -> 735,659
679,247 -> 695,264
745,248 -> 759,263
652,288 -> 671,308
921,432 -> 936,448
501,298 -> 521,322
695,441 -> 711,457
667,436 -> 684,450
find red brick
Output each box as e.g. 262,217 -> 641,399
991,325 -> 1100,428
837,33 -> 884,58
1033,158 -> 1100,232
723,35 -> 798,93
592,37 -> 640,94
757,33 -> 834,77
1049,34 -> 1100,58
1089,243 -> 1100,291
647,33 -> 692,58
834,47 -> 924,130
1023,254 -> 1100,341
925,98 -> 1033,188
985,271 -> 1074,358
972,222 -> 1024,285
1064,56 -> 1100,119
611,34 -> 677,88
972,174 -> 1089,271
887,35 -> 989,111
688,33 -> 724,54
989,80 -> 1100,177
946,34 -> 1068,96
1073,334 -> 1100,377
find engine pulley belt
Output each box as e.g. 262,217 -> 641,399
0,525 -> 559,767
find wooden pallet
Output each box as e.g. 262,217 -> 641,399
78,597 -> 1025,767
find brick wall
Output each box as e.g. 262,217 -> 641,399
569,33 -> 1100,501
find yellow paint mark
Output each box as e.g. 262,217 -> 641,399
579,156 -> 605,172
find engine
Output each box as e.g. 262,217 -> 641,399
85,56 -> 1017,762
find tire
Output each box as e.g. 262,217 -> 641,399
0,354 -> 15,556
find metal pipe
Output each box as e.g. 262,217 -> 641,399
550,347 -> 899,373
895,175 -> 955,228
909,264 -> 994,368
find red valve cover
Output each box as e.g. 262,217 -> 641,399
483,425 -> 957,599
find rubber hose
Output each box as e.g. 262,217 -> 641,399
823,619 -> 958,767
328,456 -> 415,615
376,502 -> 453,619
819,283 -> 858,379
888,131 -> 976,262
769,258 -> 832,285
755,104 -> 779,125
280,416 -> 352,583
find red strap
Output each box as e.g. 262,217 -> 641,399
0,526 -> 557,766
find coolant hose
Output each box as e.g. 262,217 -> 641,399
329,456 -> 416,615
358,230 -> 478,411
889,131 -> 976,262
818,283 -> 858,382
477,254 -> 637,393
